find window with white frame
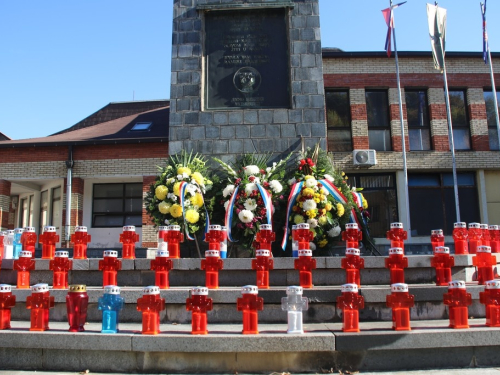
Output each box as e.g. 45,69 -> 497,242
92,183 -> 142,228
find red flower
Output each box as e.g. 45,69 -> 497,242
249,176 -> 255,182
260,169 -> 265,174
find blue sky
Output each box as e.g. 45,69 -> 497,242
1,0 -> 498,140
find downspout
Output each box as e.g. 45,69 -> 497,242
65,146 -> 74,243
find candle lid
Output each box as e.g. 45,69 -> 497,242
14,228 -> 24,234
69,285 -> 87,292
431,229 -> 443,235
434,246 -> 450,254
469,222 -> 481,229
346,223 -> 358,230
103,250 -> 118,258
20,251 -> 32,258
296,223 -> 309,230
104,285 -> 121,295
260,224 -> 272,230
390,222 -> 403,229
292,225 -> 297,230
489,225 -> 499,230
158,226 -> 169,231
167,225 -> 181,231
485,280 -> 500,290
55,250 -> 69,258
298,249 -> 312,257
6,230 -> 14,235
75,226 -> 87,232
220,226 -> 228,231
389,247 -> 404,255
286,286 -> 303,295
156,249 -> 169,258
345,248 -> 360,256
255,249 -> 271,257
341,283 -> 358,293
454,222 -> 467,229
480,224 -> 489,230
208,225 -> 221,231
241,285 -> 258,294
123,225 -> 135,232
477,245 -> 491,253
142,286 -> 160,295
44,226 -> 56,233
31,283 -> 49,293
448,280 -> 466,289
0,284 -> 12,293
24,227 -> 35,232
391,283 -> 409,293
205,250 -> 220,258
192,286 -> 209,296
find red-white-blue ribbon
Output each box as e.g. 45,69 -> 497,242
224,186 -> 240,243
281,181 -> 304,250
318,179 -> 357,224
352,192 -> 364,210
256,183 -> 273,225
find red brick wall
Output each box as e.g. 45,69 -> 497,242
73,143 -> 168,160
0,180 -> 11,196
0,146 -> 67,163
432,135 -> 450,151
352,137 -> 369,149
142,176 -> 156,226
392,136 -> 410,152
351,104 -> 367,120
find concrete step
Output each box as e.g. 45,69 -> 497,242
6,284 -> 492,323
1,320 -> 499,373
2,255 -> 497,287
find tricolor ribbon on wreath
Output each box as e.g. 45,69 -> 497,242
179,181 -> 211,241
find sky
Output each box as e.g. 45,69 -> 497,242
1,0 -> 499,140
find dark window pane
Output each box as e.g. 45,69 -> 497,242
125,183 -> 142,197
408,175 -> 440,187
484,91 -> 500,128
94,184 -> 124,198
362,189 -> 398,237
326,91 -> 350,127
452,128 -> 471,150
406,91 -> 430,128
327,129 -> 352,152
94,215 -> 124,227
124,198 -> 143,213
93,199 -> 123,213
409,128 -> 431,151
125,215 -> 142,226
489,128 -> 499,150
368,129 -> 391,151
359,175 -> 394,188
442,173 -> 475,187
449,91 -> 468,128
409,188 -> 445,236
366,91 -> 389,128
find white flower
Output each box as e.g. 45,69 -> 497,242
269,180 -> 283,194
224,200 -> 230,210
302,199 -> 317,212
307,218 -> 318,228
253,177 -> 261,185
321,187 -> 329,196
223,185 -> 235,198
305,178 -> 317,188
186,183 -> 197,196
164,219 -> 170,224
245,183 -> 258,194
182,172 -> 190,179
177,174 -> 184,181
238,209 -> 254,223
244,198 -> 258,211
288,177 -> 297,186
324,174 -> 335,183
167,178 -> 176,184
266,167 -> 272,173
167,193 -> 177,201
327,226 -> 341,237
244,165 -> 260,176
309,242 -> 316,251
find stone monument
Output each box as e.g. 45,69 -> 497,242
169,0 -> 326,161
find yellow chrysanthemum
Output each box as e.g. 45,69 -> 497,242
155,185 -> 168,201
325,203 -> 333,211
170,204 -> 183,218
158,201 -> 170,214
302,188 -> 315,197
306,210 -> 317,218
177,167 -> 192,176
320,195 -> 326,202
185,209 -> 200,224
318,239 -> 328,248
362,196 -> 368,209
313,197 -> 320,203
294,215 -> 305,224
304,175 -> 314,180
191,171 -> 204,185
173,182 -> 182,196
336,203 -> 345,217
318,216 -> 328,225
190,193 -> 204,207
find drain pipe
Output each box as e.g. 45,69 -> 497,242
65,146 -> 74,243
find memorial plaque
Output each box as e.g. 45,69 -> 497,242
205,9 -> 290,110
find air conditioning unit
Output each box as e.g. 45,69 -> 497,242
353,150 -> 377,166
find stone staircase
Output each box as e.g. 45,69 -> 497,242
0,254 -> 499,373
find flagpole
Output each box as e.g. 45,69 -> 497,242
390,0 -> 411,240
481,2 -> 500,149
435,2 -> 461,222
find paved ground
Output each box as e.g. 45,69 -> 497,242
1,372 -> 493,374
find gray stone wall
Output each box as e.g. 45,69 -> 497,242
169,0 -> 326,162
